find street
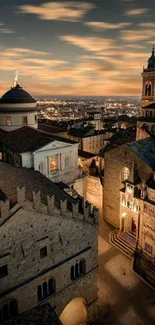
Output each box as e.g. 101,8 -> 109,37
97,220 -> 155,325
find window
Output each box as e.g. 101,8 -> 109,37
37,278 -> 56,302
0,265 -> 8,279
75,263 -> 79,278
48,278 -> 56,295
40,246 -> 47,259
79,259 -> 86,275
35,115 -> 37,123
0,300 -> 18,322
49,156 -> 57,172
38,162 -> 44,174
22,116 -> 28,126
145,242 -> 152,254
65,157 -> 69,168
37,285 -> 42,302
43,282 -> 48,299
70,259 -> 86,281
6,116 -> 12,126
70,266 -> 74,280
9,301 -> 18,318
122,167 -> 130,182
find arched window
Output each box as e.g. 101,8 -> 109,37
10,300 -> 18,317
71,265 -> 74,280
145,82 -> 152,96
127,194 -> 132,209
38,162 -> 44,174
2,304 -> 9,321
48,278 -> 56,296
75,263 -> 79,278
43,282 -> 48,299
37,285 -> 42,302
79,259 -> 86,275
122,167 -> 130,182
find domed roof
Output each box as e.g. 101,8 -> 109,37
148,46 -> 155,70
0,83 -> 36,104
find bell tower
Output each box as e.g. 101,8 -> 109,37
141,46 -> 155,107
136,47 -> 155,140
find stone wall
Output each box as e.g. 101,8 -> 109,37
103,144 -> 152,227
0,188 -> 98,322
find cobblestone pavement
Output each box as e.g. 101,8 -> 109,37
95,220 -> 155,325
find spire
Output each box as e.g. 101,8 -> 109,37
13,70 -> 19,88
152,45 -> 154,57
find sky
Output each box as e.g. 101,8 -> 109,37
0,0 -> 155,97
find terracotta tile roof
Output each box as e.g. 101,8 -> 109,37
1,303 -> 62,325
2,126 -> 77,153
0,162 -> 77,206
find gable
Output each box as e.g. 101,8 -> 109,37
33,140 -> 76,153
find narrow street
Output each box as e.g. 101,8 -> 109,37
97,220 -> 155,324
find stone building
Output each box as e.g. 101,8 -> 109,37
0,162 -> 98,324
2,126 -> 80,185
103,48 -> 155,287
137,47 -> 155,140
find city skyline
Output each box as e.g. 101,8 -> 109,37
0,0 -> 155,97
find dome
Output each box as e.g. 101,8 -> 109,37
148,46 -> 155,70
0,83 -> 36,104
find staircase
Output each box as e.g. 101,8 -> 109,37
109,229 -> 136,259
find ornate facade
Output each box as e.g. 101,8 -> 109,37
137,47 -> 155,140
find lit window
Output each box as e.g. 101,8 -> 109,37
40,246 -> 47,259
22,116 -> 28,125
6,117 -> 11,126
122,167 -> 130,181
0,265 -> 8,279
49,156 -> 57,172
145,242 -> 152,254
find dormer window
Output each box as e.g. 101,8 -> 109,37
126,184 -> 133,194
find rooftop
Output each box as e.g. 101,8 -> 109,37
0,162 -> 76,206
128,137 -> 155,171
38,123 -> 67,134
0,303 -> 62,325
78,150 -> 96,159
0,84 -> 36,104
2,126 -> 78,153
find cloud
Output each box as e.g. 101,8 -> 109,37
124,8 -> 149,16
18,2 -> 94,22
121,29 -> 155,41
86,21 -> 131,29
60,35 -> 116,52
0,28 -> 14,34
139,22 -> 155,28
0,23 -> 14,34
2,48 -> 49,57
